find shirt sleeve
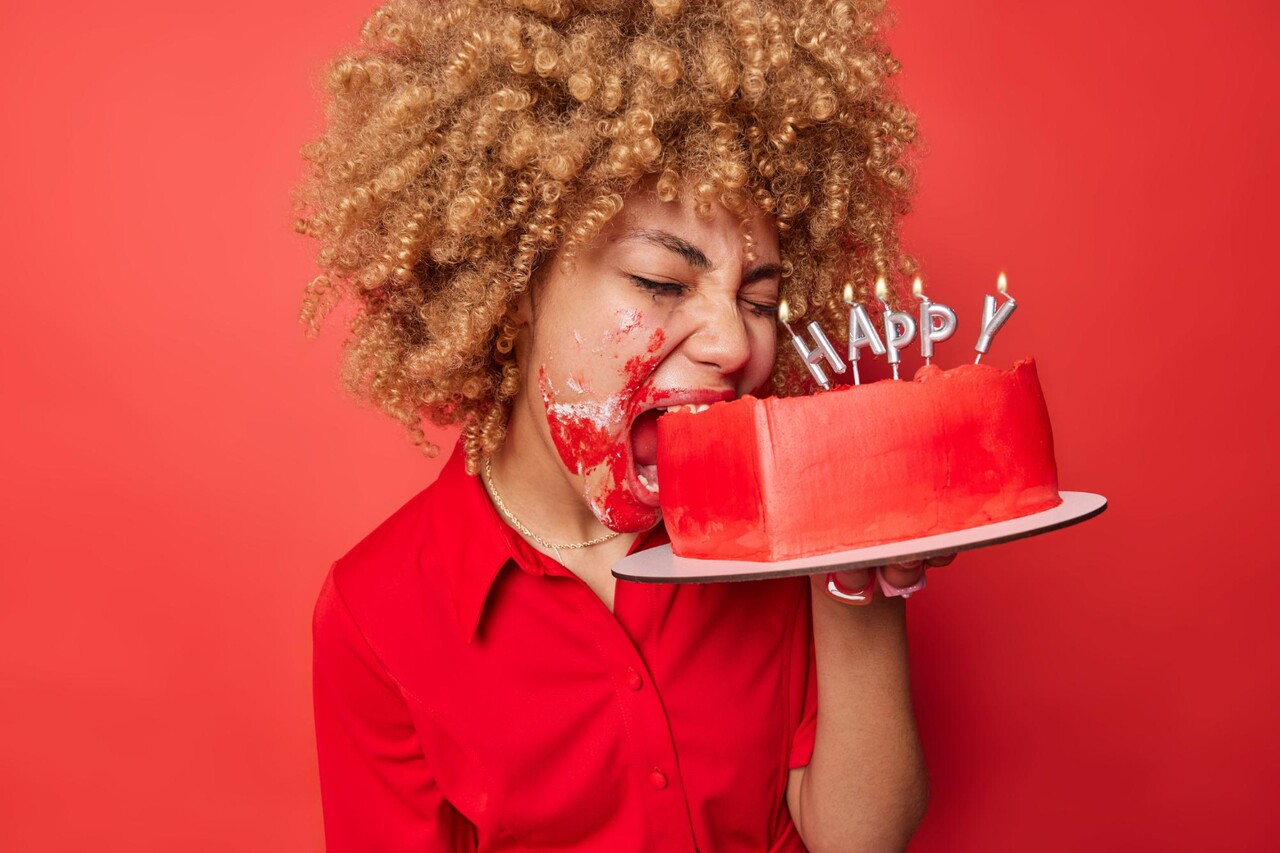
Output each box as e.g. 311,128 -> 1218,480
788,593 -> 819,770
312,562 -> 477,851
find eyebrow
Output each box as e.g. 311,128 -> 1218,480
618,228 -> 782,286
620,228 -> 713,270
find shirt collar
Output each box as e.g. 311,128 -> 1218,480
425,441 -> 667,645
425,442 -> 526,645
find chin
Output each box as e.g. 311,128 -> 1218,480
586,474 -> 662,534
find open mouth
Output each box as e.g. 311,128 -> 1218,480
625,392 -> 731,507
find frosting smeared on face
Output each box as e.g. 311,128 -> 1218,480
608,307 -> 643,340
539,326 -> 667,531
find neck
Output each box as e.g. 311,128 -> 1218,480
489,421 -> 593,539
486,435 -> 643,577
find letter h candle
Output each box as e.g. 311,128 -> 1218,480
777,298 -> 846,390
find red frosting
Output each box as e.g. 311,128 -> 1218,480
656,358 -> 1062,561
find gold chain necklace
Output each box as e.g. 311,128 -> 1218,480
483,455 -> 621,563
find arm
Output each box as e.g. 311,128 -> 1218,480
312,563 -> 477,851
786,570 -> 928,852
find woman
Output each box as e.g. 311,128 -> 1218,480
294,0 -> 952,849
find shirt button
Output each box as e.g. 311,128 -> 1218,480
650,768 -> 668,790
626,667 -> 643,690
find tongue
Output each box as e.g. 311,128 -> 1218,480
631,409 -> 660,466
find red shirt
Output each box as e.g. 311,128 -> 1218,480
312,442 -> 819,851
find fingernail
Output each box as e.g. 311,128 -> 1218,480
876,567 -> 927,599
826,572 -> 875,605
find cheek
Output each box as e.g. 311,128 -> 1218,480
743,323 -> 778,388
537,366 -> 620,475
607,307 -> 644,340
537,328 -> 666,476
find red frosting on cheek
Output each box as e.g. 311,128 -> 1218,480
537,328 -> 667,530
538,365 -> 613,473
631,327 -> 665,365
539,328 -> 667,475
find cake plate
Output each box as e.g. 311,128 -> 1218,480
612,491 -> 1107,584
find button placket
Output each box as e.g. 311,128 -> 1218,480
581,576 -> 697,848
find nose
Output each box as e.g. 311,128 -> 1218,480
683,294 -> 752,376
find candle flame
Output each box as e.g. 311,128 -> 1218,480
777,298 -> 791,324
912,276 -> 923,298
997,272 -> 1008,294
842,282 -> 853,304
874,276 -> 888,300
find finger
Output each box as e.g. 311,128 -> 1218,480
817,568 -> 875,605
832,567 -> 873,590
875,564 -> 928,598
879,561 -> 924,589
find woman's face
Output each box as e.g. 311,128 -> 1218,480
513,179 -> 780,532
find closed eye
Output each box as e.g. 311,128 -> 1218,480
630,275 -> 689,298
632,275 -> 776,316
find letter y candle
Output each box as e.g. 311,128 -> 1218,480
974,272 -> 1017,364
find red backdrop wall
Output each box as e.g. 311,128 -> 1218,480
2,1 -> 1275,849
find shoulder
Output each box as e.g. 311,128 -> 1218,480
327,443 -> 477,598
315,463 -> 463,663
330,482 -> 438,592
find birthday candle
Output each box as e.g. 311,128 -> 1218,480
842,282 -> 886,385
912,276 -> 958,366
974,272 -> 1017,364
778,298 -> 846,390
875,277 -> 917,380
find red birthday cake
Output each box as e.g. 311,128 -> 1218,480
656,358 -> 1061,561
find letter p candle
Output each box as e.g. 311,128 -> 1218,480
913,276 -> 958,365
875,277 -> 917,380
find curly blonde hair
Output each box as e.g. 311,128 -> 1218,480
292,0 -> 918,474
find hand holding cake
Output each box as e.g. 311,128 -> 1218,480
822,555 -> 955,606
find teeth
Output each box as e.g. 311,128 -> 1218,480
637,471 -> 659,492
696,403 -> 710,412
659,403 -> 711,414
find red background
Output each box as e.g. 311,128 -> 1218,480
2,1 -> 1275,849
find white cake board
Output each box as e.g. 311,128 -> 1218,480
612,491 -> 1107,584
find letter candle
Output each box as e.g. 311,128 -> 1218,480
974,272 -> 1017,364
912,276 -> 958,366
777,298 -> 846,390
875,277 -> 917,380
841,282 -> 886,385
